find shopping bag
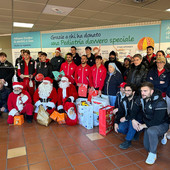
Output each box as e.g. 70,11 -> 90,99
14,115 -> 24,125
88,89 -> 98,102
77,101 -> 93,129
50,110 -> 58,121
78,84 -> 88,97
99,105 -> 114,136
57,112 -> 66,125
37,105 -> 52,126
52,70 -> 65,81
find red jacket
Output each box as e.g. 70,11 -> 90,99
91,64 -> 107,90
57,84 -> 78,106
60,61 -> 77,84
7,90 -> 32,116
75,64 -> 93,87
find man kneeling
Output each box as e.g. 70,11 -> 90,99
7,82 -> 34,124
33,77 -> 57,120
114,84 -> 137,149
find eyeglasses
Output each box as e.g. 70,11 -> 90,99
125,90 -> 132,92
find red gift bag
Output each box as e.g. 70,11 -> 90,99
88,89 -> 98,102
99,105 -> 115,136
78,84 -> 88,97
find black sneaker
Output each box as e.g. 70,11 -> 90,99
119,140 -> 131,149
26,115 -> 33,123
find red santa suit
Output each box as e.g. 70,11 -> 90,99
57,76 -> 78,125
33,77 -> 57,120
7,82 -> 34,124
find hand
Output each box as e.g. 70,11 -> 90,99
90,87 -> 94,91
1,79 -> 5,83
120,117 -> 126,123
138,124 -> 147,131
132,119 -> 141,131
113,108 -> 118,115
29,75 -> 33,79
160,81 -> 165,84
58,109 -> 65,113
98,90 -> 102,95
20,74 -> 24,79
77,83 -> 82,87
65,98 -> 71,102
114,123 -> 119,133
20,93 -> 24,97
15,112 -> 20,116
0,107 -> 5,112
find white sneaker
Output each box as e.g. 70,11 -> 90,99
161,133 -> 167,145
167,132 -> 170,140
145,152 -> 157,165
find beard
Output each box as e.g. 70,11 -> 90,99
13,89 -> 22,94
38,82 -> 53,99
59,81 -> 70,89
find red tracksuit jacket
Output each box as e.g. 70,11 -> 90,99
91,64 -> 107,90
74,64 -> 93,87
60,61 -> 77,84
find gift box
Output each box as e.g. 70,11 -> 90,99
88,89 -> 98,102
52,70 -> 65,81
50,110 -> 58,121
78,84 -> 88,97
77,102 -> 93,129
99,105 -> 114,136
91,95 -> 110,126
14,115 -> 24,125
57,112 -> 66,125
37,105 -> 52,126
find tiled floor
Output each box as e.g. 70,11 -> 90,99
0,114 -> 170,170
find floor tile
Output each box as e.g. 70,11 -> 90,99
46,147 -> 65,160
92,158 -> 117,170
0,143 -> 7,153
86,132 -> 104,141
25,136 -> 41,146
28,151 -> 47,164
120,164 -> 141,170
0,159 -> 6,170
26,143 -> 43,154
110,154 -> 133,167
74,162 -> 96,170
78,141 -> 98,151
0,151 -> 7,160
125,150 -> 145,162
155,156 -> 170,169
7,155 -> 27,169
29,161 -> 51,170
100,146 -> 120,156
68,152 -> 89,166
137,161 -> 163,170
8,140 -> 25,149
58,137 -> 76,147
49,156 -> 71,170
9,165 -> 29,170
63,145 -> 81,155
92,139 -> 112,148
7,146 -> 26,159
84,149 -> 106,161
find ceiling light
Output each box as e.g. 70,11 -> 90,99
13,22 -> 34,28
166,8 -> 170,12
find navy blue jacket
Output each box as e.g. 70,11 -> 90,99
104,71 -> 123,96
115,91 -> 125,108
147,67 -> 170,94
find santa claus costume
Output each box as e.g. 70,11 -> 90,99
7,82 -> 34,124
57,76 -> 78,125
33,77 -> 57,120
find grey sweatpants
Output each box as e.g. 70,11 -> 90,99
143,123 -> 169,154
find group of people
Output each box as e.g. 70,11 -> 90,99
0,45 -> 170,165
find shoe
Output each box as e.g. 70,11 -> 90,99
161,133 -> 167,145
119,140 -> 131,149
167,132 -> 170,140
145,152 -> 157,165
26,115 -> 33,123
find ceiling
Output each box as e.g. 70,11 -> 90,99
0,0 -> 170,35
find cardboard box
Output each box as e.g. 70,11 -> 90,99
14,115 -> 24,125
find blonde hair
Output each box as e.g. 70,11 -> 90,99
156,56 -> 166,63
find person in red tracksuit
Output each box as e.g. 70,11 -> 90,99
74,55 -> 93,88
60,53 -> 77,84
17,50 -> 36,97
91,55 -> 107,95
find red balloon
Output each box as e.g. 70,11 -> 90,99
35,73 -> 44,82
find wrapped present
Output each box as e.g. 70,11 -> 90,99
52,70 -> 65,81
91,95 -> 110,126
78,84 -> 88,97
99,105 -> 114,136
50,110 -> 66,124
37,105 -> 52,126
14,115 -> 24,125
88,89 -> 98,102
77,101 -> 93,129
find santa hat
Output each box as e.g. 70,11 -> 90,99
55,47 -> 61,53
119,82 -> 127,88
13,82 -> 24,89
43,77 -> 53,84
61,76 -> 69,82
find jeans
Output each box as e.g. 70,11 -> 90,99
143,122 -> 169,154
109,95 -> 116,106
118,120 -> 136,141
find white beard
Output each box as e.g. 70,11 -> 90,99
38,83 -> 53,99
59,81 -> 70,89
